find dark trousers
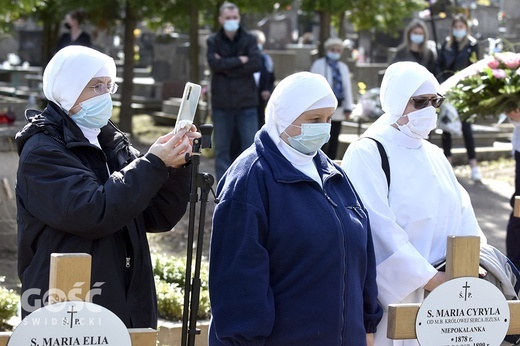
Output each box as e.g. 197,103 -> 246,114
507,150 -> 520,270
322,120 -> 342,160
441,120 -> 476,161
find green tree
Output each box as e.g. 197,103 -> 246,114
300,0 -> 426,57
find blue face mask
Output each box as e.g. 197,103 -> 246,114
223,20 -> 239,32
326,52 -> 341,61
70,93 -> 113,129
286,123 -> 331,155
452,29 -> 467,40
410,34 -> 425,44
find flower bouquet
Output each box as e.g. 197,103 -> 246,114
441,52 -> 520,121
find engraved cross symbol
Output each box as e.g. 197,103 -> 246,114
67,305 -> 77,329
462,281 -> 471,301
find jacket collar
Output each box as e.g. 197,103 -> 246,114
256,129 -> 343,184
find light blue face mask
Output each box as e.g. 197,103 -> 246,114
223,20 -> 239,32
410,34 -> 425,44
452,29 -> 467,40
70,93 -> 113,129
286,123 -> 331,155
326,52 -> 341,61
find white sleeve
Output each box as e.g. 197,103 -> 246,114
342,140 -> 437,308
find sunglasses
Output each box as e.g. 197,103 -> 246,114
410,93 -> 445,109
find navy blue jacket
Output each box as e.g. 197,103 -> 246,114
15,102 -> 190,328
206,27 -> 262,109
437,36 -> 479,82
209,129 -> 382,345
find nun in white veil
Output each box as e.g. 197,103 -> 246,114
15,45 -> 198,328
341,61 -> 486,345
209,71 -> 383,345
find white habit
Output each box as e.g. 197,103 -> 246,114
341,61 -> 487,346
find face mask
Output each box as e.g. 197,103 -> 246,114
223,20 -> 239,32
452,29 -> 467,40
64,22 -> 72,30
410,34 -> 424,44
70,93 -> 113,129
258,44 -> 263,51
286,123 -> 331,155
326,52 -> 341,61
396,106 -> 437,139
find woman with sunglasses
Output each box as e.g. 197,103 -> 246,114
341,61 -> 487,345
15,45 -> 200,328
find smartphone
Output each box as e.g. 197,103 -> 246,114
173,82 -> 202,133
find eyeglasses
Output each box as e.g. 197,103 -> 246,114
89,83 -> 118,95
410,93 -> 445,109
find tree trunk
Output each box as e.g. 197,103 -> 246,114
119,0 -> 137,134
318,11 -> 331,58
338,10 -> 346,39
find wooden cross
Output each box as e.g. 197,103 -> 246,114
0,253 -> 157,346
387,236 -> 520,341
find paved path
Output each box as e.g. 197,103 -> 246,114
455,161 -> 515,254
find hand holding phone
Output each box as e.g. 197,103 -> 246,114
173,82 -> 202,134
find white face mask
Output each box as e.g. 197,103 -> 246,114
285,123 -> 331,155
396,106 -> 437,139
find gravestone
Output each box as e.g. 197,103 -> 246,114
0,254 -> 157,346
387,236 -> 520,344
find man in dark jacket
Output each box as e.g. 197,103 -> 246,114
206,2 -> 262,181
15,45 -> 199,328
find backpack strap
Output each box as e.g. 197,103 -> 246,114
365,137 -> 390,188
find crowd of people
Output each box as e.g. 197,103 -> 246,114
13,1 -> 520,345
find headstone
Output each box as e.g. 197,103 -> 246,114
17,30 -> 42,66
0,254 -> 157,346
387,236 -> 520,343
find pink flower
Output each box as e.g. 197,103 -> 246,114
487,59 -> 500,69
498,52 -> 520,69
492,69 -> 507,78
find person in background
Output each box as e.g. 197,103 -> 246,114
310,37 -> 353,160
505,110 -> 520,271
206,2 -> 262,181
392,18 -> 437,74
56,9 -> 92,51
341,61 -> 486,345
209,72 -> 382,345
437,14 -> 482,181
15,45 -> 199,328
250,29 -> 275,128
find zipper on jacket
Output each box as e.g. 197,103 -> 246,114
347,206 -> 364,218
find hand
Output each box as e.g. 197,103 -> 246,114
366,333 -> 375,346
148,129 -> 195,168
506,109 -> 520,122
239,56 -> 249,64
344,110 -> 351,120
260,90 -> 271,101
424,271 -> 446,292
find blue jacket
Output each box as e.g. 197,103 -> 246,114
209,129 -> 382,345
